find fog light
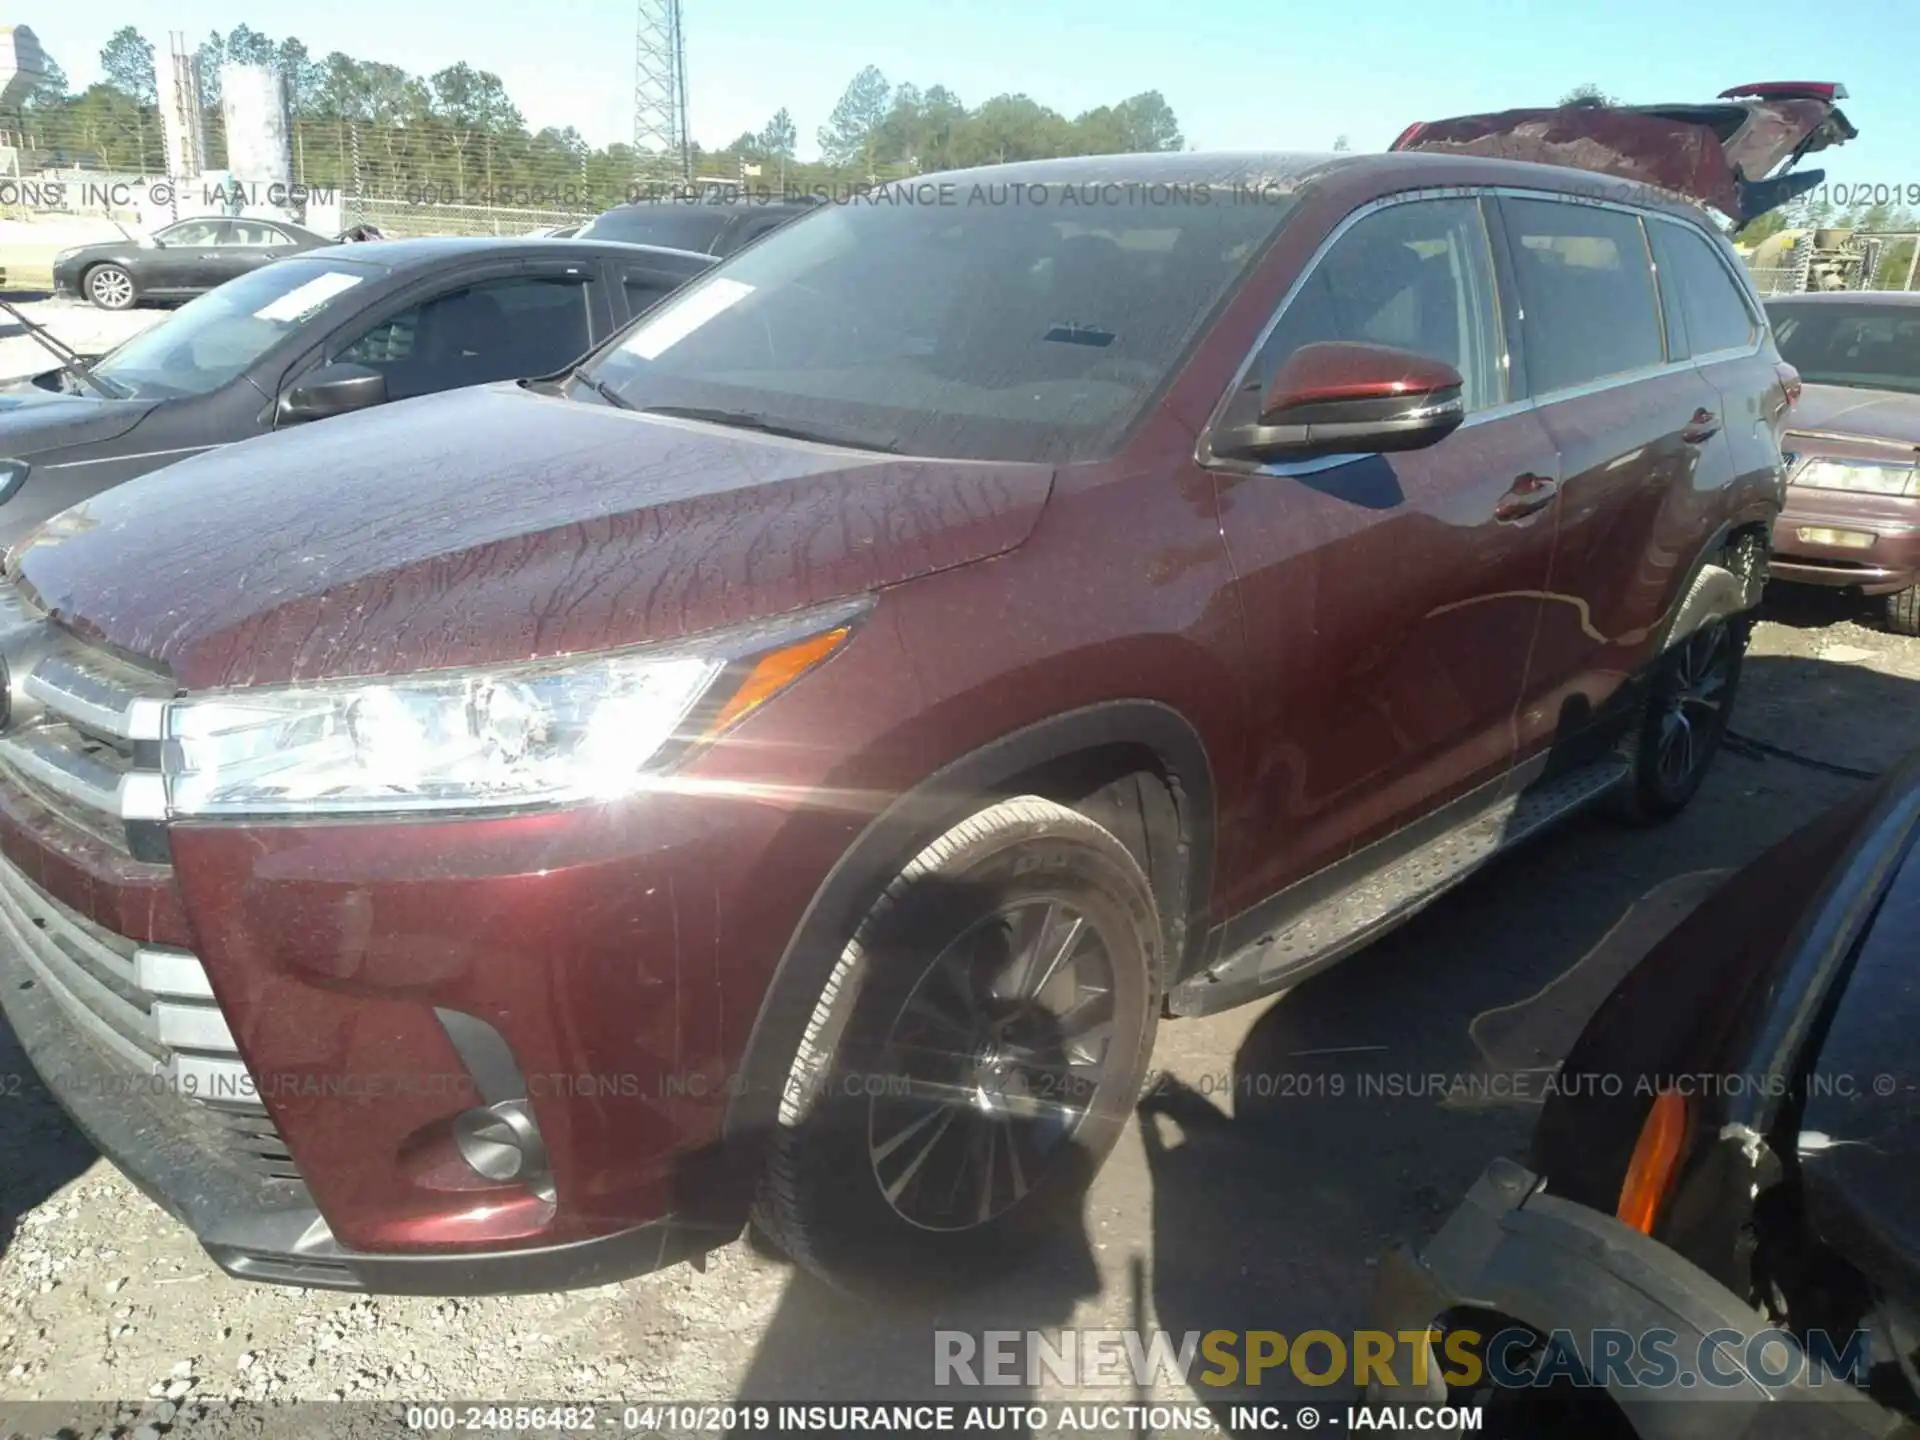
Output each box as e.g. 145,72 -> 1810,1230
1797,526 -> 1875,549
452,1100 -> 549,1189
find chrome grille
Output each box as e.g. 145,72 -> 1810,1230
0,601 -> 174,862
0,850 -> 303,1182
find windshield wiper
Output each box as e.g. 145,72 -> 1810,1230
0,298 -> 123,399
637,404 -> 898,453
563,365 -> 633,411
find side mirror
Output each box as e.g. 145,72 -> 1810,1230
277,362 -> 386,425
1211,341 -> 1467,464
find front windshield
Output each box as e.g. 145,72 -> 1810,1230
1768,301 -> 1920,397
583,187 -> 1297,462
91,258 -> 374,401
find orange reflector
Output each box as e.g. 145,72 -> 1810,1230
705,627 -> 851,737
1616,1089 -> 1688,1235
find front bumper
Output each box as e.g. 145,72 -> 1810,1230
0,921 -> 735,1293
1368,1159 -> 1903,1438
1770,497 -> 1920,597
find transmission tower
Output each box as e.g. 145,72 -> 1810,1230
632,0 -> 690,185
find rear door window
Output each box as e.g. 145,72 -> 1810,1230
1233,196 -> 1507,420
1650,220 -> 1758,356
1499,198 -> 1666,394
621,275 -> 676,321
335,274 -> 593,400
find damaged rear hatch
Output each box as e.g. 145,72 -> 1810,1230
1391,82 -> 1858,227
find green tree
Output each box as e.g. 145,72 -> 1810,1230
949,94 -> 1074,166
99,27 -> 156,106
818,65 -> 892,174
20,56 -> 69,112
758,107 -> 798,159
1559,82 -> 1617,106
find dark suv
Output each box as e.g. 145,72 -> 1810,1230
0,94 -> 1833,1298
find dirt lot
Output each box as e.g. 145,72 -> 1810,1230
0,297 -> 1916,1424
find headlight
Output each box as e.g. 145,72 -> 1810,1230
0,459 -> 28,505
53,248 -> 77,264
1793,459 -> 1918,496
161,604 -> 862,818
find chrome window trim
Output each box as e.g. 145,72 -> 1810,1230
1196,188 -> 1515,477
1197,183 -> 1767,478
1644,209 -> 1766,361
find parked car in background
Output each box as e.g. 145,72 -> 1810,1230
573,195 -> 820,256
526,222 -> 582,239
1762,292 -> 1920,634
0,236 -> 712,545
0,87 -> 1833,1301
1372,750 -> 1920,1438
53,216 -> 338,310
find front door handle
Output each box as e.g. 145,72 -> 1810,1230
1682,408 -> 1721,444
1494,472 -> 1559,523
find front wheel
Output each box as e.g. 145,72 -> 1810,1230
752,795 -> 1163,1298
1608,614 -> 1747,823
84,264 -> 136,310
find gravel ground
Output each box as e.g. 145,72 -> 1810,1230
0,294 -> 1916,1429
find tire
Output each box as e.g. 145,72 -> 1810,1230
752,795 -> 1163,1298
1886,585 -> 1920,637
83,264 -> 136,311
1607,614 -> 1747,824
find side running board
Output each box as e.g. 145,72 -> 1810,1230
1168,756 -> 1631,1017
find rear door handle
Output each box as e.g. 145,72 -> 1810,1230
1494,472 -> 1559,523
1682,408 -> 1721,444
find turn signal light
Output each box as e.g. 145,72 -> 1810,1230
704,626 -> 852,737
1616,1089 -> 1689,1235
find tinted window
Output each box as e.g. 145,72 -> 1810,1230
1652,221 -> 1756,355
576,204 -> 736,253
157,219 -> 226,247
88,258 -> 373,400
583,188 -> 1296,463
1768,301 -> 1920,396
623,277 -> 673,318
1236,197 -> 1505,419
336,275 -> 592,400
1502,198 -> 1664,393
230,221 -> 294,248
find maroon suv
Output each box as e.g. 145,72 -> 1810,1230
0,102 -> 1826,1297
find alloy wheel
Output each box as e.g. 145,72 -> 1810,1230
1656,621 -> 1733,792
867,896 -> 1117,1232
88,267 -> 133,309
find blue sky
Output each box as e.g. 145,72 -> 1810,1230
27,0 -> 1920,182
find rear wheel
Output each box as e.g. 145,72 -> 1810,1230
1885,585 -> 1920,637
752,795 -> 1162,1297
83,264 -> 135,310
1608,614 -> 1746,823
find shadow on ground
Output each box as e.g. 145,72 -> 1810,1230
0,1014 -> 98,1269
725,653 -> 1915,1427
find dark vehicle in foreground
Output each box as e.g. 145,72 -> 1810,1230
1371,753 -> 1920,1438
52,216 -> 338,310
0,88 -> 1838,1298
573,195 -> 820,256
1762,293 -> 1920,634
0,237 -> 712,546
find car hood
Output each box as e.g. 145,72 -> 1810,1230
55,240 -> 150,264
1785,381 -> 1920,448
0,377 -> 155,452
9,382 -> 1056,690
